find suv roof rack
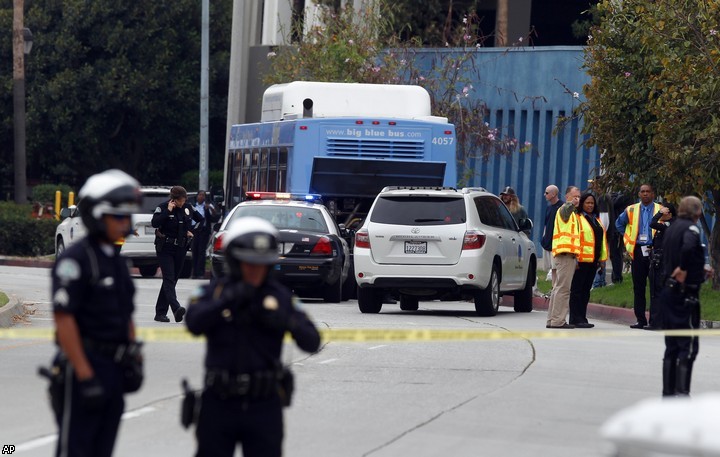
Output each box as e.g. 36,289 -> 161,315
380,186 -> 457,192
462,187 -> 487,193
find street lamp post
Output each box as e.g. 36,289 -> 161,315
13,0 -> 33,204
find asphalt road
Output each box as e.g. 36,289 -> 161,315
2,265 -> 720,457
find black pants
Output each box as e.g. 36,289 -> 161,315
631,245 -> 651,325
195,389 -> 283,457
569,262 -> 596,325
663,287 -> 700,362
192,230 -> 211,278
55,354 -> 124,457
155,245 -> 186,317
649,261 -> 666,328
609,234 -> 624,283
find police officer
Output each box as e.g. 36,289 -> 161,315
48,169 -> 144,457
646,202 -> 676,330
191,190 -> 219,279
186,217 -> 321,457
152,186 -> 203,322
660,196 -> 711,396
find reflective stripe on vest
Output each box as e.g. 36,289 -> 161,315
578,216 -> 608,263
623,202 -> 661,259
552,211 -> 580,256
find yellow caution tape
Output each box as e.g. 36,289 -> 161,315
2,327 -> 720,342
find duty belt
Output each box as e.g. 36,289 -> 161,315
204,369 -> 281,399
82,338 -> 129,362
164,236 -> 186,246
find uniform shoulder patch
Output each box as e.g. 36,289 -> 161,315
263,295 -> 279,310
689,225 -> 700,234
53,288 -> 70,308
55,258 -> 81,282
154,206 -> 162,213
185,207 -> 190,216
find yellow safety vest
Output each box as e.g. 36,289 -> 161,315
622,202 -> 661,259
577,215 -> 608,263
552,210 -> 580,256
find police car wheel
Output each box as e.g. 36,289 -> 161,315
55,238 -> 65,259
323,278 -> 342,303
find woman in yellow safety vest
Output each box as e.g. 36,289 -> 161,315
569,192 -> 608,328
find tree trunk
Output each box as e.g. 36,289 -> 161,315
496,0 -> 508,46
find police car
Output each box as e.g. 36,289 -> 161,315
353,186 -> 537,315
210,192 -> 353,303
55,187 -> 194,277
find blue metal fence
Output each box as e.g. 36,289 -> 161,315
414,46 -> 598,257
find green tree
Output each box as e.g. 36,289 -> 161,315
579,0 -> 720,285
264,1 -> 531,187
0,0 -> 232,192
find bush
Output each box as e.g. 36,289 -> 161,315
0,202 -> 59,256
31,184 -> 75,205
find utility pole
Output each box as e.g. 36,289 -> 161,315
496,0 -> 508,47
199,0 -> 209,191
13,0 -> 27,204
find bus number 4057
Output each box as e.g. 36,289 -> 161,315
431,137 -> 454,145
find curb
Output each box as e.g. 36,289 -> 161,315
502,296 -> 720,329
0,297 -> 26,328
0,256 -> 54,269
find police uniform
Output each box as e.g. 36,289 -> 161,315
52,238 -> 136,457
152,200 -> 203,320
186,277 -> 320,457
660,217 -> 705,396
648,211 -> 675,329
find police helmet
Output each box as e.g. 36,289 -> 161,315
77,169 -> 142,238
222,217 -> 279,276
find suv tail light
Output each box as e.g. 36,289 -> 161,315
310,236 -> 333,256
462,230 -> 486,250
355,229 -> 370,249
213,232 -> 225,252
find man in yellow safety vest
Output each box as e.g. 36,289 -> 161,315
546,186 -> 581,329
615,183 -> 662,329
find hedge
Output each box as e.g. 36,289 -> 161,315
31,184 -> 75,205
0,202 -> 59,256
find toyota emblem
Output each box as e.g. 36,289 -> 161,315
410,227 -> 420,234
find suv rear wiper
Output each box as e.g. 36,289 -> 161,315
414,218 -> 445,222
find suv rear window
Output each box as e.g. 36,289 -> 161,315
141,194 -> 169,213
370,196 -> 466,225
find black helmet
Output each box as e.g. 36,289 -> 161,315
499,186 -> 516,197
77,169 -> 142,238
223,217 -> 279,277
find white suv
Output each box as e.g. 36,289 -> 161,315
353,187 -> 536,316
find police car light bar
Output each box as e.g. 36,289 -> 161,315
245,192 -> 322,202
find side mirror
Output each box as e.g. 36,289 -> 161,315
60,206 -> 76,220
518,218 -> 533,233
213,222 -> 222,232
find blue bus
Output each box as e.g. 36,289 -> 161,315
224,82 -> 458,228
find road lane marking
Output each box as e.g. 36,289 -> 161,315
15,405 -> 158,452
369,345 -> 387,350
319,358 -> 338,364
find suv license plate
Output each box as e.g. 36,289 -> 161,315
404,241 -> 427,254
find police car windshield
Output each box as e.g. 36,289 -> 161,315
232,206 -> 328,233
